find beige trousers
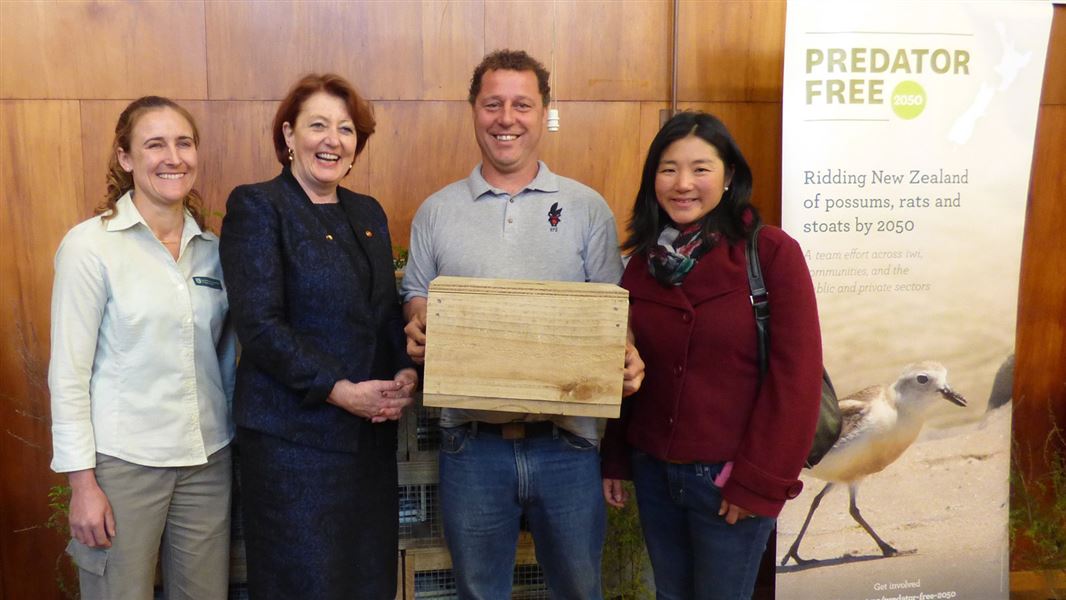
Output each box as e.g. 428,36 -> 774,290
66,446 -> 232,600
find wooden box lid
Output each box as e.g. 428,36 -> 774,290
423,276 -> 629,418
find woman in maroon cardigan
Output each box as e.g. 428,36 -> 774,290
600,111 -> 823,599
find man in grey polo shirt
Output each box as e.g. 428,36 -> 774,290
402,49 -> 643,599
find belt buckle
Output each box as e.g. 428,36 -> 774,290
501,423 -> 525,440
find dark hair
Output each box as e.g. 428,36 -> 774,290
623,111 -> 760,255
468,49 -> 551,106
98,96 -> 205,229
272,73 -> 375,165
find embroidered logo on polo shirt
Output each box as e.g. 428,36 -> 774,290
192,277 -> 222,290
547,202 -> 562,232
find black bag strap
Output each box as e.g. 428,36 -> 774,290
745,225 -> 770,377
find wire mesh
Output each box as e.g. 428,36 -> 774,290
398,482 -> 443,543
416,404 -> 442,452
411,562 -> 548,599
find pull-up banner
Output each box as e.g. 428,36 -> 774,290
777,1 -> 1052,598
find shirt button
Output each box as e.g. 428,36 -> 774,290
668,417 -> 674,425
674,364 -> 683,377
509,198 -> 515,203
681,313 -> 691,323
507,218 -> 513,224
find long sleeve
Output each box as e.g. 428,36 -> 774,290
48,230 -> 107,472
219,185 -> 347,405
721,233 -> 822,516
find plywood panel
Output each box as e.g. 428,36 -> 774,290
206,1 -> 484,101
1015,105 -> 1066,473
0,100 -> 85,600
418,0 -> 486,99
484,0 -> 556,69
197,101 -> 295,230
368,101 -> 481,248
423,277 -> 628,417
555,0 -> 672,101
1040,5 -> 1066,105
0,1 -> 207,100
487,0 -> 670,102
539,101 -> 644,242
677,0 -> 786,102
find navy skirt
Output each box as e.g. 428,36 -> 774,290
238,425 -> 398,600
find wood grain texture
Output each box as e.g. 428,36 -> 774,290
423,277 -> 629,418
539,101 -> 644,241
367,101 -> 481,248
0,100 -> 85,600
1014,104 -> 1066,473
554,0 -> 672,101
1039,5 -> 1065,105
0,1 -> 207,100
206,1 -> 483,101
484,0 -> 556,69
677,0 -> 786,102
418,0 -> 486,99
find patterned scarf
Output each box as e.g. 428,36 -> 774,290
648,223 -> 719,286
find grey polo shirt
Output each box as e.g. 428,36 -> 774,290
402,162 -> 623,440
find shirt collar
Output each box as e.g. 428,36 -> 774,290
466,161 -> 560,200
106,190 -> 210,240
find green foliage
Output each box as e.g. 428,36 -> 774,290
393,245 -> 409,271
601,482 -> 652,599
45,484 -> 80,599
1010,420 -> 1066,570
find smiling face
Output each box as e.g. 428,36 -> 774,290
654,135 -> 733,227
116,107 -> 198,210
472,69 -> 547,186
283,91 -> 357,199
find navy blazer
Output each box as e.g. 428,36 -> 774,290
219,168 -> 412,452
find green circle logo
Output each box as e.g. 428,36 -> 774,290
891,81 -> 927,119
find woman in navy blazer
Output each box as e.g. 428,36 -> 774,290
220,74 -> 416,600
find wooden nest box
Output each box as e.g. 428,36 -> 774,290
423,276 -> 630,418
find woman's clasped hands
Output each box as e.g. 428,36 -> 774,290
327,368 -> 418,423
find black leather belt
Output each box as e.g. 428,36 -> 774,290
472,421 -> 556,440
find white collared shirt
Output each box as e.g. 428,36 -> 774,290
49,191 -> 235,472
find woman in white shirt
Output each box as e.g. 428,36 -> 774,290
48,96 -> 235,600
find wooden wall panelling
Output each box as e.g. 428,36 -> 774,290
1015,104 -> 1066,473
368,101 -> 481,248
677,0 -> 786,102
1040,6 -> 1065,105
198,101 -> 311,230
206,1 -> 484,101
207,2 -> 378,100
676,102 -> 783,226
484,0 -> 673,103
484,0 -> 556,67
553,0 -> 672,101
416,0 -> 486,100
0,99 -> 85,600
77,100 -> 131,222
0,1 -> 207,100
539,101 -> 644,241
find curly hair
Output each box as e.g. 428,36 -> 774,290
468,49 -> 551,106
98,96 -> 205,228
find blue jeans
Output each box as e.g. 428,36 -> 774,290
631,451 -> 775,600
439,424 -> 606,600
